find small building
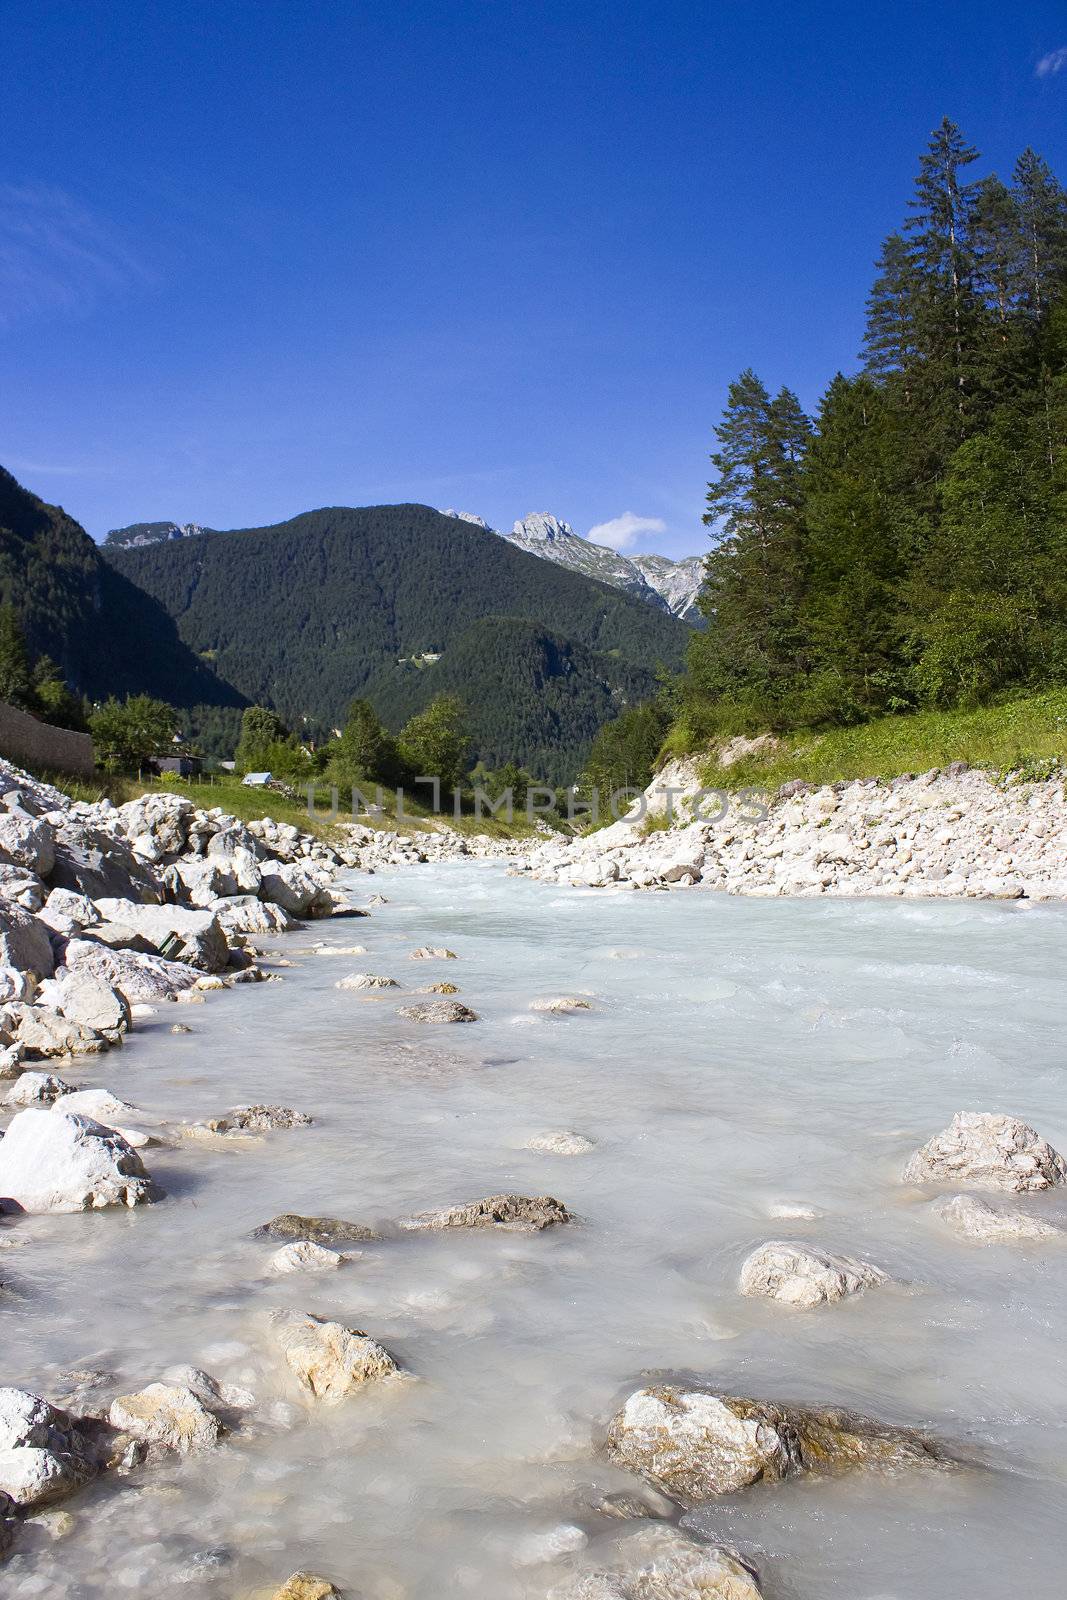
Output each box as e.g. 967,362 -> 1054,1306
156,754 -> 203,778
242,771 -> 273,787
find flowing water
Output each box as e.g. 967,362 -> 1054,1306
4,864 -> 1067,1598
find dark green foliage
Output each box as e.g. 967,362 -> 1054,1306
105,505 -> 687,783
0,467 -> 245,713
581,699 -> 672,813
684,121 -> 1067,736
324,698 -> 404,789
0,605 -> 35,709
90,695 -> 179,772
397,694 -> 472,792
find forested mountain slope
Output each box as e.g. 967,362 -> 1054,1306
0,467 -> 244,713
105,502 -> 689,779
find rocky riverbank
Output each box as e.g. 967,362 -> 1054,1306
517,757 -> 1067,900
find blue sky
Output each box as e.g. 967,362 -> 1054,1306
3,2 -> 1066,556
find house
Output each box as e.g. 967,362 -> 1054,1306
156,754 -> 203,778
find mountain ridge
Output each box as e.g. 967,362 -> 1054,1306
103,501 -> 690,781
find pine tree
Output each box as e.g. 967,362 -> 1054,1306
863,233 -> 922,394
1013,149 -> 1067,317
905,118 -> 984,442
688,371 -> 812,723
0,605 -> 35,709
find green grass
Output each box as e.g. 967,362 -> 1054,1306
676,688 -> 1067,795
27,768 -> 544,842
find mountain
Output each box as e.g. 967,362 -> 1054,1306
106,505 -> 708,621
0,466 -> 245,718
445,509 -> 706,621
104,503 -> 690,783
105,520 -> 217,549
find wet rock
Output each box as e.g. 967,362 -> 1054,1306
515,1523 -> 588,1566
593,1487 -> 678,1521
198,1105 -> 313,1135
422,981 -> 459,994
270,1574 -> 341,1600
766,1201 -> 822,1221
171,1023 -> 192,1034
530,996 -> 593,1015
409,946 -> 458,960
526,1130 -> 596,1156
0,1110 -> 161,1214
270,1310 -> 403,1401
269,1241 -> 347,1274
108,1382 -> 223,1456
738,1241 -> 889,1307
605,1385 -> 946,1505
254,1213 -> 382,1245
160,1366 -> 255,1413
0,1388 -> 104,1508
0,903 -> 53,980
934,1193 -> 1062,1243
401,1193 -> 571,1231
6,1070 -> 74,1107
902,1112 -> 1067,1192
549,1524 -> 762,1600
335,973 -> 399,991
397,1000 -> 478,1023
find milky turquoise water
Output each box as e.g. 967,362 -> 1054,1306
3,865 -> 1067,1597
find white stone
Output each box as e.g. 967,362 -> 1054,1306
934,1193 -> 1061,1243
268,1240 -> 346,1274
903,1112 -> 1067,1192
739,1241 -> 888,1307
6,1071 -> 74,1107
108,1383 -> 221,1454
0,1109 -> 159,1213
525,1130 -> 596,1155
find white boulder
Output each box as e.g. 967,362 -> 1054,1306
739,1241 -> 888,1307
903,1112 -> 1067,1192
0,1388 -> 102,1508
0,1110 -> 160,1213
934,1193 -> 1062,1243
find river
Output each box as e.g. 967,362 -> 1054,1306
4,863 -> 1067,1597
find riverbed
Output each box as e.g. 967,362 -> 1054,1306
4,864 -> 1067,1597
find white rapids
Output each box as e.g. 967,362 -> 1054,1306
3,863 -> 1067,1597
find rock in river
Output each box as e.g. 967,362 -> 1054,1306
254,1213 -> 381,1245
109,1382 -> 223,1456
397,1000 -> 478,1024
335,972 -> 399,991
0,1387 -> 104,1508
739,1241 -> 889,1307
903,1111 -> 1067,1192
271,1310 -> 403,1401
271,1575 -> 341,1600
0,1110 -> 161,1213
549,1523 -> 763,1600
530,996 -> 593,1015
409,946 -> 457,960
934,1193 -> 1061,1243
525,1130 -> 596,1156
269,1241 -> 347,1274
401,1193 -> 571,1231
605,1385 -> 947,1505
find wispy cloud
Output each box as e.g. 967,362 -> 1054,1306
0,184 -> 152,326
587,511 -> 668,551
1036,46 -> 1067,77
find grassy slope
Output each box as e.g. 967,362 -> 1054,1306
32,769 -> 543,843
667,688 -> 1067,793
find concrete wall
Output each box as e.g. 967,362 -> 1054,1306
0,701 -> 95,778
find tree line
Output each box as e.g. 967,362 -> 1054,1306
679,119 -> 1067,735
